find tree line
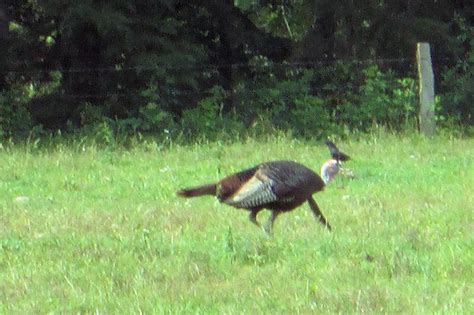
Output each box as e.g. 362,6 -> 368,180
0,0 -> 472,139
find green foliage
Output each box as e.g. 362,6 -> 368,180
438,15 -> 474,126
87,121 -> 116,147
287,96 -> 333,138
77,103 -> 177,147
78,103 -> 107,127
351,65 -> 416,130
313,63 -> 417,132
0,85 -> 33,137
16,0 -> 208,126
233,67 -> 336,137
181,86 -> 244,140
0,0 -> 472,138
137,103 -> 176,134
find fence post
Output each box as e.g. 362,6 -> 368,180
416,42 -> 436,136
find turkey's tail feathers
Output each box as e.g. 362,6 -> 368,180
176,183 -> 216,198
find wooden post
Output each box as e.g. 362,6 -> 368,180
417,43 -> 436,136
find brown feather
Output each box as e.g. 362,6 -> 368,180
176,183 -> 216,197
217,167 -> 258,202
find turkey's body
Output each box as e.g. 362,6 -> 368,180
177,160 -> 331,233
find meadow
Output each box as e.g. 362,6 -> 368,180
0,131 -> 473,313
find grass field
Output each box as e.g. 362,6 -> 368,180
1,132 -> 473,313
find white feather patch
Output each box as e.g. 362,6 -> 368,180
225,172 -> 277,208
321,159 -> 339,184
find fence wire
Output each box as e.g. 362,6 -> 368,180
1,56 -> 462,100
1,56 -> 464,75
0,57 -> 426,74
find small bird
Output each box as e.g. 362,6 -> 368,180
322,141 -> 353,184
325,140 -> 350,162
177,160 -> 331,233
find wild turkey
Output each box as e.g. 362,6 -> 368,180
177,160 -> 331,233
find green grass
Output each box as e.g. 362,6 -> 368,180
1,132 -> 473,313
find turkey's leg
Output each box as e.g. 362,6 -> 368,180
308,197 -> 332,231
264,211 -> 281,234
248,209 -> 261,227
